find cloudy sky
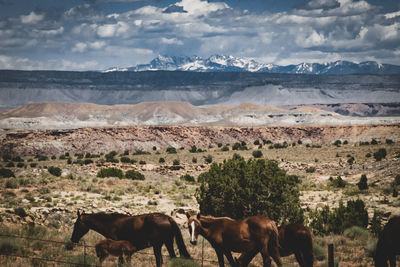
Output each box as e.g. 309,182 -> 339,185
0,0 -> 399,70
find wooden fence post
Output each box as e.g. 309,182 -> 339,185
201,237 -> 204,267
328,243 -> 334,267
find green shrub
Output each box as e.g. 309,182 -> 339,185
357,174 -> 368,190
253,140 -> 260,145
180,174 -> 195,183
370,210 -> 383,236
16,162 -> 24,168
166,147 -> 177,154
132,150 -> 150,155
196,154 -> 303,224
221,146 -> 229,151
5,162 -> 14,167
125,170 -> 145,180
334,140 -> 342,147
25,225 -> 47,239
5,179 -> 18,189
386,139 -> 393,144
232,142 -> 247,150
30,163 -> 38,168
48,166 -> 62,177
139,160 -> 146,165
83,159 -> 93,165
252,150 -> 263,158
217,143 -> 223,148
0,168 -> 15,178
371,139 -> 378,145
0,237 -> 22,254
366,238 -> 378,258
343,226 -> 370,240
159,157 -> 165,163
395,175 -> 400,186
152,146 -> 157,151
192,157 -> 197,163
373,148 -> 387,161
306,167 -> 316,173
97,167 -> 124,178
204,155 -> 213,164
309,199 -> 368,235
66,254 -> 97,266
105,151 -> 118,163
329,176 -> 346,188
189,146 -> 197,153
313,242 -> 326,261
173,159 -> 180,166
14,207 -> 27,217
120,157 -> 131,163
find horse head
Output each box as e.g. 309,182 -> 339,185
71,210 -> 90,243
186,212 -> 202,245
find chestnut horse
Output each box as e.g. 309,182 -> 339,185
186,213 -> 282,267
95,238 -> 136,265
71,211 -> 191,267
375,217 -> 400,267
236,223 -> 313,267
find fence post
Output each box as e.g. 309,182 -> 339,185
201,237 -> 204,267
328,243 -> 334,267
83,241 -> 87,267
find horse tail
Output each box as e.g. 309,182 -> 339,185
168,217 -> 191,258
268,221 -> 282,267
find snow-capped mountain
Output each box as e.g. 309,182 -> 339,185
103,55 -> 400,74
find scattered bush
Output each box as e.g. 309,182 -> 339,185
370,210 -> 383,236
252,150 -> 263,158
97,167 -> 124,178
329,176 -> 346,188
221,146 -> 229,151
373,148 -> 387,161
105,151 -> 118,163
159,157 -> 165,163
5,162 -> 14,167
166,147 -> 177,154
152,146 -> 157,151
125,170 -> 145,180
394,175 -> 400,186
366,153 -> 371,158
173,159 -> 180,166
83,159 -> 93,165
347,156 -> 355,165
132,150 -> 151,155
253,140 -> 260,145
232,142 -> 247,150
197,154 -> 303,223
204,155 -> 213,164
168,258 -> 201,267
180,174 -> 195,183
344,226 -> 370,240
66,254 -> 97,267
0,237 -> 22,255
386,139 -> 393,145
48,166 -> 62,177
5,179 -> 18,189
306,167 -> 316,173
217,143 -> 223,148
189,146 -> 197,153
192,157 -> 197,163
139,160 -> 146,165
14,207 -> 27,217
0,168 -> 15,178
371,139 -> 378,145
334,140 -> 342,147
360,141 -> 370,146
357,174 -> 368,190
120,157 -> 131,163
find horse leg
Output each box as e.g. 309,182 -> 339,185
165,238 -> 177,258
222,249 -> 238,267
153,244 -> 163,267
389,253 -> 396,267
237,248 -> 259,267
294,251 -> 305,267
215,248 -> 225,267
118,254 -> 125,265
260,240 -> 272,267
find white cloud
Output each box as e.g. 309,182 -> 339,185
176,0 -> 229,16
72,42 -> 88,53
20,11 -> 44,24
161,38 -> 183,45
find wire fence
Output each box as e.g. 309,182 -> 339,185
0,234 -> 220,266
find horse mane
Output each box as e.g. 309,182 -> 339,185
85,212 -> 130,221
200,215 -> 235,222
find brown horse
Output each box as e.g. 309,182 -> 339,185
237,223 -> 314,267
375,217 -> 400,267
186,213 -> 282,267
95,238 -> 136,265
278,224 -> 314,267
71,211 -> 191,267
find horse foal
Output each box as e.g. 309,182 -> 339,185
95,239 -> 136,265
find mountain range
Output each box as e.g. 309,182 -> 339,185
104,55 -> 400,75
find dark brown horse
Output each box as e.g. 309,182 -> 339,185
186,213 -> 282,267
95,238 -> 136,265
375,217 -> 400,267
278,224 -> 314,267
71,211 -> 191,267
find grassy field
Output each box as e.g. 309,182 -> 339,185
0,138 -> 399,266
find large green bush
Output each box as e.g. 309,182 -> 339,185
125,170 -> 145,180
196,154 -> 303,223
0,168 -> 15,178
97,167 -> 124,178
309,199 -> 369,235
48,166 -> 62,177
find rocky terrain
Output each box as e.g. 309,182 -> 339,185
1,70 -> 399,109
1,102 -> 400,130
1,124 -> 399,156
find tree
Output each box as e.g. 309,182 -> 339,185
48,166 -> 62,177
357,174 -> 368,190
166,147 -> 177,154
0,168 -> 15,178
196,154 -> 303,224
373,148 -> 387,161
252,150 -> 263,158
125,170 -> 145,180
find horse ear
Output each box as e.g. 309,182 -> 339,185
77,210 -> 81,219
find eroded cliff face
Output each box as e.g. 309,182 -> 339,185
1,124 -> 399,156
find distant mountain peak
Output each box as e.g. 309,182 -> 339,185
103,55 -> 400,74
